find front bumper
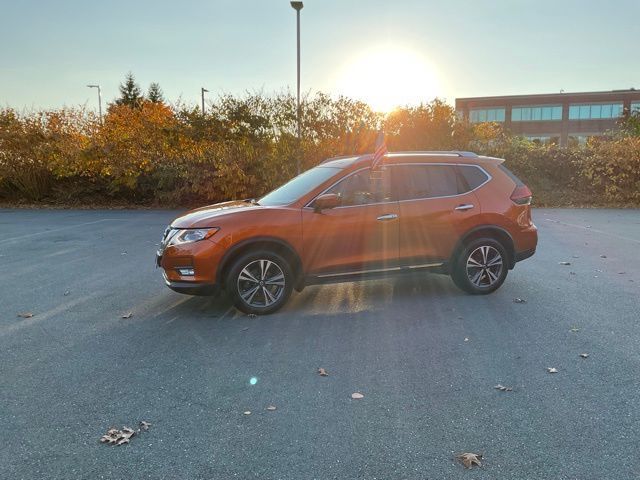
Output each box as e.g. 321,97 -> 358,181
162,271 -> 219,296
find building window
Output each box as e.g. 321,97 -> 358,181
567,134 -> 600,147
469,108 -> 505,123
512,105 -> 562,122
568,103 -> 623,120
523,135 -> 559,145
631,102 -> 640,113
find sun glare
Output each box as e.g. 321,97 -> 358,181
332,47 -> 441,113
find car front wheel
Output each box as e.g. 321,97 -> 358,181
451,238 -> 508,294
226,251 -> 293,315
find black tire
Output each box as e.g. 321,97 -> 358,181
225,250 -> 293,315
451,238 -> 509,295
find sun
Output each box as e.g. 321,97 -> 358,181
332,47 -> 441,113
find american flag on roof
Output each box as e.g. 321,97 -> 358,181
370,130 -> 388,169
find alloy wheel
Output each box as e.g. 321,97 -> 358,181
466,245 -> 503,288
236,259 -> 286,308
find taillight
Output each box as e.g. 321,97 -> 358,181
511,185 -> 532,205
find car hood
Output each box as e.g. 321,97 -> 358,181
171,200 -> 260,228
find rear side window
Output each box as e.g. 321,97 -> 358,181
498,164 -> 524,186
458,165 -> 490,191
393,165 -> 461,200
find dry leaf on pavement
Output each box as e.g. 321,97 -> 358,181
559,261 -> 571,266
547,367 -> 558,373
100,423 -> 146,446
494,384 -> 513,392
318,367 -> 329,377
569,327 -> 580,333
17,312 -> 34,318
266,405 -> 277,411
580,353 -> 589,358
513,298 -> 527,304
351,392 -> 364,400
600,254 -> 607,258
121,312 -> 133,319
243,411 -> 251,415
464,337 -> 469,342
456,452 -> 483,469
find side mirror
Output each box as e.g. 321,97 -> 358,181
313,193 -> 340,212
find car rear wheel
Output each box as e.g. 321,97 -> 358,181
226,251 -> 293,315
451,238 -> 508,294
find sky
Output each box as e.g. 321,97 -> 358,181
1,0 -> 639,112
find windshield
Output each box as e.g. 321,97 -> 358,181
258,166 -> 341,206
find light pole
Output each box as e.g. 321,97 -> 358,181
201,87 -> 209,115
291,1 -> 303,174
87,84 -> 102,123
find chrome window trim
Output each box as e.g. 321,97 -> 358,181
303,163 -> 492,210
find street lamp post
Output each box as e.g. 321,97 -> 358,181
291,1 -> 303,174
201,87 -> 209,115
87,84 -> 102,123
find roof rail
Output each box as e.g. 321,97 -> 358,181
390,150 -> 479,157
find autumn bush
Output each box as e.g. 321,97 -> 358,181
1,93 -> 639,208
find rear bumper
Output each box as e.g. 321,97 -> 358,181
514,248 -> 536,263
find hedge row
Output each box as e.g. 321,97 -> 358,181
1,95 -> 639,208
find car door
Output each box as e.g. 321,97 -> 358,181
392,163 -> 480,265
302,167 -> 400,276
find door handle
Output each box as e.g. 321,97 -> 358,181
377,213 -> 398,221
454,204 -> 474,211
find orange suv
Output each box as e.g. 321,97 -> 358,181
157,152 -> 537,314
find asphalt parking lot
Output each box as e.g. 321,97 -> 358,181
1,207 -> 639,479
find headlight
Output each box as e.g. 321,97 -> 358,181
167,228 -> 219,246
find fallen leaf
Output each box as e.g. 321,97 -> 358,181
121,312 -> 133,319
580,353 -> 589,358
494,384 -> 513,392
243,411 -> 251,415
456,452 -> 483,469
248,313 -> 257,318
121,251 -> 127,255
351,392 -> 364,399
569,327 -> 580,333
559,261 -> 571,266
464,337 -> 469,342
318,367 -> 329,377
600,254 -> 607,258
100,422 -> 149,446
513,298 -> 527,304
569,271 -> 576,275
63,290 -> 70,296
17,312 -> 34,318
139,421 -> 151,431
266,405 -> 277,411
547,367 -> 558,373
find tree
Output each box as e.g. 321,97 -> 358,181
147,82 -> 164,103
115,72 -> 143,108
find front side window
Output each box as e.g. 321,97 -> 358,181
393,165 -> 463,201
325,168 -> 393,207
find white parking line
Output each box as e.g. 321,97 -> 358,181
0,219 -> 124,244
